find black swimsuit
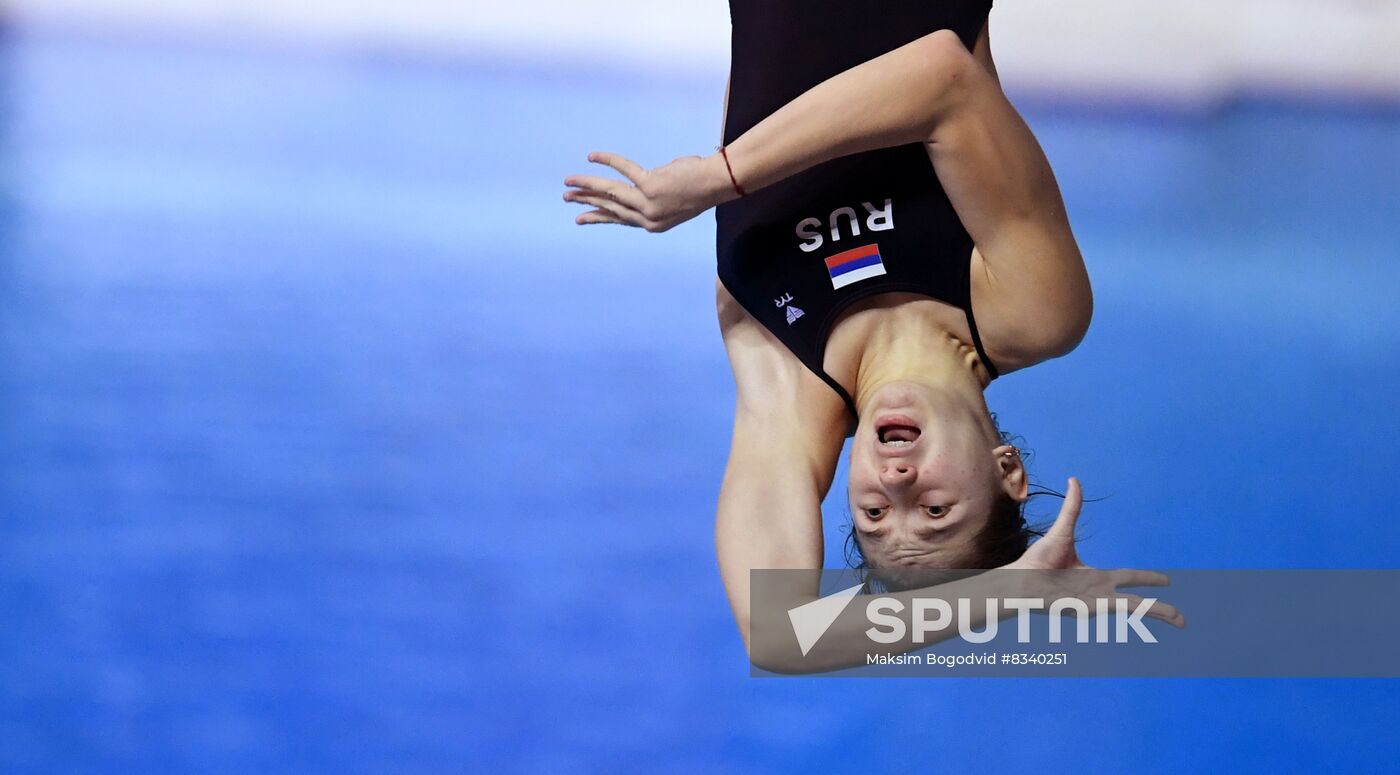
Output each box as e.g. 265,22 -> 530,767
716,0 -> 999,427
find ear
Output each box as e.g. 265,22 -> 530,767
992,444 -> 1029,502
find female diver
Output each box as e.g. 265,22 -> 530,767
564,1 -> 1183,670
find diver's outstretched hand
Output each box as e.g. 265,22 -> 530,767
1002,477 -> 1186,628
564,151 -> 737,233
1004,477 -> 1089,572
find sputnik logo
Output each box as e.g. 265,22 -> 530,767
786,584 -> 864,656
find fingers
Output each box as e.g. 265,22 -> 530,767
1110,569 -> 1171,588
565,193 -> 648,228
1119,594 -> 1186,628
563,176 -> 648,211
563,187 -> 637,212
575,208 -> 625,226
1110,568 -> 1178,626
1044,476 -> 1083,542
563,153 -> 650,225
588,151 -> 646,184
1112,566 -> 1182,630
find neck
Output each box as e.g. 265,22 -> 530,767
852,317 -> 994,432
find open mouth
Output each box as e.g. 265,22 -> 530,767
875,415 -> 922,449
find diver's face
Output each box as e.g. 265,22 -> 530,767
847,383 -> 1009,569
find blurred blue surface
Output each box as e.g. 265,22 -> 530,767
1,27 -> 1399,773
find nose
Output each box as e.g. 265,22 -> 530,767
880,463 -> 916,487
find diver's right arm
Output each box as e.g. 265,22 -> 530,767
713,280 -> 847,652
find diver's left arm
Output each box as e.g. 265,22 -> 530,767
564,28 -> 984,231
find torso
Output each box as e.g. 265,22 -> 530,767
717,0 -> 998,428
718,282 -> 991,452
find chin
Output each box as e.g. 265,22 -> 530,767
865,382 -> 922,413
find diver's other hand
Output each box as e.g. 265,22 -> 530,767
1005,477 -> 1087,571
1002,477 -> 1185,628
564,151 -> 734,232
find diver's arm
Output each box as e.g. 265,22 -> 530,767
564,29 -> 984,229
715,409 -> 832,650
719,28 -> 982,192
713,19 -> 1091,372
565,25 -> 995,206
567,24 -> 1087,369
713,281 -> 847,650
721,22 -> 1006,189
569,21 -> 1087,369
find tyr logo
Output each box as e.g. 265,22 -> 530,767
795,198 -> 894,253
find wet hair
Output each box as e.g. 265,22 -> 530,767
843,414 -> 1060,585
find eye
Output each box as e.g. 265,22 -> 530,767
862,507 -> 887,519
924,505 -> 949,518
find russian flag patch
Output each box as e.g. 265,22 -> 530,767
825,244 -> 887,289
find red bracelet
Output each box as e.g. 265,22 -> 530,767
719,146 -> 746,198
